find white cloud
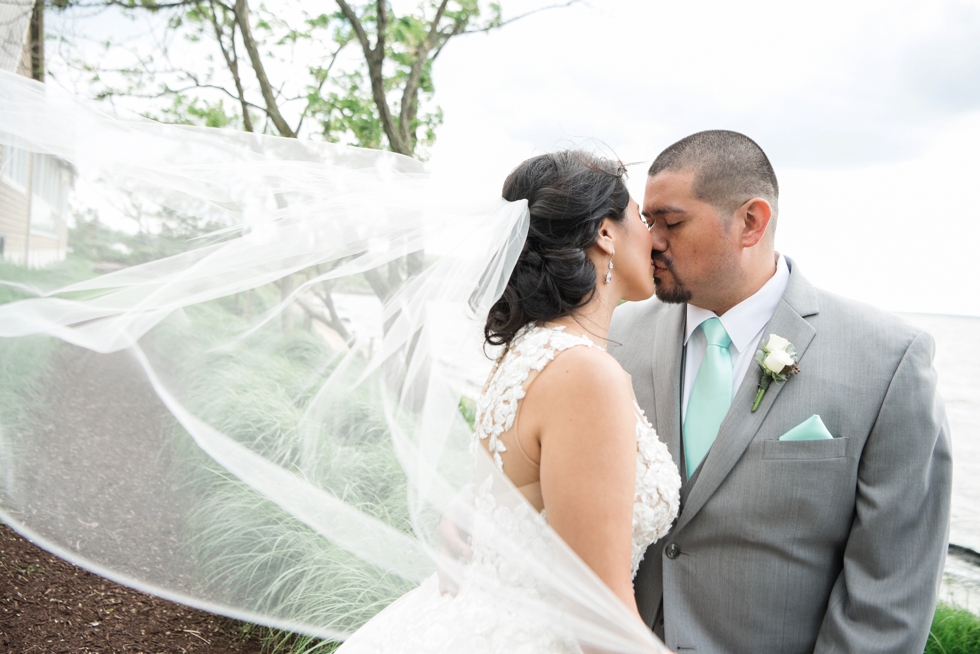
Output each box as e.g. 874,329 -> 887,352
430,0 -> 980,168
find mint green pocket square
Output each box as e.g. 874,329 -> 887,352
778,415 -> 834,441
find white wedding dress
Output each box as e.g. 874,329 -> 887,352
337,325 -> 681,653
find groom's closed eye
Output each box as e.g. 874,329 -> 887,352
643,214 -> 684,230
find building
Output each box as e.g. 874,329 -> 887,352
0,1 -> 73,268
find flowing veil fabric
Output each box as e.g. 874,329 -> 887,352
0,71 -> 666,652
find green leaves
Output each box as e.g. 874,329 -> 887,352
316,71 -> 385,149
51,1 -> 570,159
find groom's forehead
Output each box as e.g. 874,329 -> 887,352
644,171 -> 695,203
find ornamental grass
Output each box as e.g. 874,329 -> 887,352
926,603 -> 980,654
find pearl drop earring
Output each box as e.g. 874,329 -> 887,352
605,253 -> 614,284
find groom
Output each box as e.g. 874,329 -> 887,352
609,131 -> 952,654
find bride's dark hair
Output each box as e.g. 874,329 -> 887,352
485,150 -> 630,347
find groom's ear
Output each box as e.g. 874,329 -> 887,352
737,198 -> 773,249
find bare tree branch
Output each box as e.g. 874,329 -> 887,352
362,267 -> 391,301
296,37 -> 350,133
463,0 -> 582,34
206,0 -> 253,131
298,295 -> 352,343
333,0 -> 370,52
235,0 -> 295,136
94,68 -> 268,114
64,0 -> 201,8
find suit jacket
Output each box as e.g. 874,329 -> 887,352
608,259 -> 952,654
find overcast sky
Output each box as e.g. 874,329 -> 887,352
41,0 -> 980,317
425,0 -> 980,317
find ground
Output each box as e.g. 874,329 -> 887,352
0,522 -> 263,653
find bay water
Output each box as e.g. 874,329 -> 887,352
902,314 -> 980,610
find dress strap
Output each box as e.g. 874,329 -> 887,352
515,481 -> 544,513
512,423 -> 541,469
475,324 -> 598,470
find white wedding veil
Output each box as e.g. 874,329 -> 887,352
0,70 -> 666,652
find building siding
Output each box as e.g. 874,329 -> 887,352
0,1 -> 33,73
0,3 -> 72,269
0,177 -> 30,263
0,145 -> 71,267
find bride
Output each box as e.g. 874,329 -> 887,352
337,151 -> 680,653
0,72 -> 677,652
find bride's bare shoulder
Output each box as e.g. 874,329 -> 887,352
525,344 -> 633,422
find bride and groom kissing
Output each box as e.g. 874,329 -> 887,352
339,130 -> 953,654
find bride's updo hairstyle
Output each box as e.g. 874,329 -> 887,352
485,150 -> 629,347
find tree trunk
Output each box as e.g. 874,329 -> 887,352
29,1 -> 43,82
235,0 -> 295,137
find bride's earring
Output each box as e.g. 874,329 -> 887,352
605,252 -> 614,284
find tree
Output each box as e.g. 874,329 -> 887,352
45,0 -> 577,333
49,0 -> 575,151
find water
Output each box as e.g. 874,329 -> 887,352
900,314 -> 980,610
902,314 -> 980,554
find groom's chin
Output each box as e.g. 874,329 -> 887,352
654,280 -> 693,305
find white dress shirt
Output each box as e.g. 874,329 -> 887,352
681,254 -> 790,422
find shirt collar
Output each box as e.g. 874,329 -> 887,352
684,254 -> 790,352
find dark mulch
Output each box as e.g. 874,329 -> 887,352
0,522 -> 264,653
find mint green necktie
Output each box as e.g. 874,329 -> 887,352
683,318 -> 733,479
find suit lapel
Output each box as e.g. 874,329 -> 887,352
651,303 -> 685,475
672,262 -> 820,533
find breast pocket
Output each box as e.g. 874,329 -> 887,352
762,437 -> 849,460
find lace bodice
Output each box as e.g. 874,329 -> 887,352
474,324 -> 681,576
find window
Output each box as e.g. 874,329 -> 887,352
0,144 -> 29,192
29,155 -> 64,239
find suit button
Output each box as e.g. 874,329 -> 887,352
665,543 -> 680,559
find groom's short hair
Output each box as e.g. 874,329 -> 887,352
649,130 -> 779,235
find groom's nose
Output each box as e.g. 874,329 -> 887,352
650,229 -> 669,254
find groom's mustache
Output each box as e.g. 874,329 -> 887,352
651,251 -> 676,273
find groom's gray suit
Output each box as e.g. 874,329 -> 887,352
609,259 -> 952,654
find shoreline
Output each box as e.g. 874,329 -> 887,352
942,546 -> 980,615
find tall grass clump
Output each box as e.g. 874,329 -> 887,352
927,603 -> 980,654
149,297 -> 419,647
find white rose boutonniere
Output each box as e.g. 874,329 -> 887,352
752,334 -> 801,412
